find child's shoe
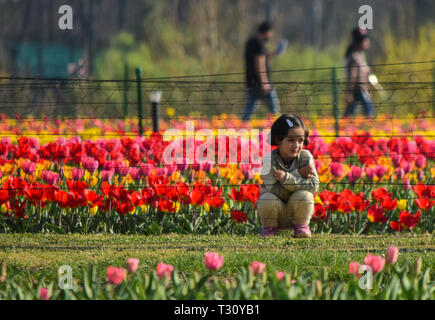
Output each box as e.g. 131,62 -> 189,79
293,224 -> 311,238
260,227 -> 278,237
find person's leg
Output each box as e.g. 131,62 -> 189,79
343,91 -> 359,117
257,192 -> 285,236
360,91 -> 375,118
263,86 -> 281,115
287,190 -> 315,238
242,88 -> 259,122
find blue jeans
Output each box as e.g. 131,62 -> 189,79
242,86 -> 281,121
344,90 -> 374,117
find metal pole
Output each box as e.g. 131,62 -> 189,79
135,67 -> 143,136
332,67 -> 339,138
152,101 -> 159,133
123,63 -> 129,118
433,66 -> 435,116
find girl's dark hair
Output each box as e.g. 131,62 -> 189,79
271,114 -> 309,146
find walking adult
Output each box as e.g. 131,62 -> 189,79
242,22 -> 282,122
343,28 -> 374,118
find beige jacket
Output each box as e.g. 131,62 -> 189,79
260,149 -> 319,202
346,50 -> 370,94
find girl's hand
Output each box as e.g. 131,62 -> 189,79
299,164 -> 315,179
272,169 -> 286,183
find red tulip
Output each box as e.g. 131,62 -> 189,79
231,210 -> 248,223
367,205 -> 388,223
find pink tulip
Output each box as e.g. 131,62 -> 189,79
364,254 -> 385,274
250,261 -> 266,275
204,252 -> 224,270
82,157 -> 99,173
330,162 -> 343,178
348,262 -> 361,278
39,287 -> 50,300
394,167 -> 405,179
72,168 -> 84,180
119,165 -> 130,177
140,163 -> 154,176
42,171 -> 59,185
414,155 -> 426,168
392,153 -> 402,167
106,266 -> 126,285
126,258 -> 140,273
418,170 -> 425,181
400,160 -> 412,174
100,169 -> 114,182
156,262 -> 174,279
156,167 -> 168,176
375,165 -> 388,178
402,178 -> 411,191
386,246 -> 399,265
275,271 -> 286,281
365,166 -> 376,180
129,167 -> 140,180
22,161 -> 37,175
347,165 -> 363,183
405,141 -> 417,154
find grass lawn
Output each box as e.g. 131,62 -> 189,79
0,233 -> 434,282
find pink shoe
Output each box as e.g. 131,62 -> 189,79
260,227 -> 278,237
293,225 -> 312,238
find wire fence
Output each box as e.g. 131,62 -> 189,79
0,60 -> 434,125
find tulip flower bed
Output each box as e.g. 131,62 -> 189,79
0,115 -> 434,235
1,242 -> 434,300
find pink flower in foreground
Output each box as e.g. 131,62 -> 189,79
106,266 -> 126,285
364,254 -> 385,274
386,246 -> 399,265
204,252 -> 224,270
348,262 -> 361,278
275,271 -> 286,281
156,262 -> 174,279
39,287 -> 50,300
250,261 -> 266,275
126,258 -> 140,273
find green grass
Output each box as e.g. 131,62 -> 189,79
1,233 -> 434,282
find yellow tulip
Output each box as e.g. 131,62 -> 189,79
166,107 -> 176,117
90,176 -> 99,187
140,204 -> 149,214
204,203 -> 210,214
1,204 -> 8,214
90,206 -> 98,216
222,203 -> 230,215
398,199 -> 408,211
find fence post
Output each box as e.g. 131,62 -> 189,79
332,67 -> 339,137
433,66 -> 435,116
149,91 -> 162,133
123,63 -> 129,118
135,67 -> 144,136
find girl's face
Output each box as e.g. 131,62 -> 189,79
277,127 -> 305,160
